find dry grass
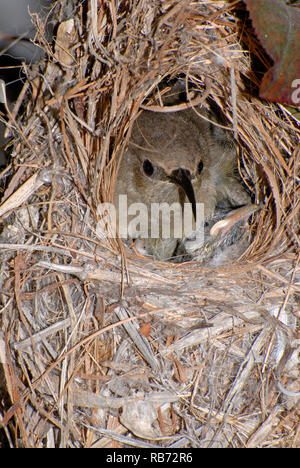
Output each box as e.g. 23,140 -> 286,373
0,0 -> 299,448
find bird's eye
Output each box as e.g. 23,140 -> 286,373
143,159 -> 154,176
198,160 -> 204,174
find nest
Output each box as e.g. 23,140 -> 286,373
0,0 -> 299,448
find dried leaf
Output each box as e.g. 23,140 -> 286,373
139,322 -> 152,337
244,0 -> 300,106
173,358 -> 193,383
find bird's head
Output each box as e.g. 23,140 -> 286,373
128,110 -> 210,219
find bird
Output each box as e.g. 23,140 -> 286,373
182,204 -> 260,265
114,102 -> 251,261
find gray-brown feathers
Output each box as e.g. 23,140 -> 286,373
114,106 -> 250,260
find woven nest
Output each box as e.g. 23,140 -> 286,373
0,0 -> 299,448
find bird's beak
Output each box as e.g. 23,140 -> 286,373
210,204 -> 261,237
168,168 -> 197,220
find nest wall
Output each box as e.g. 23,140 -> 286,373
0,0 -> 299,448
